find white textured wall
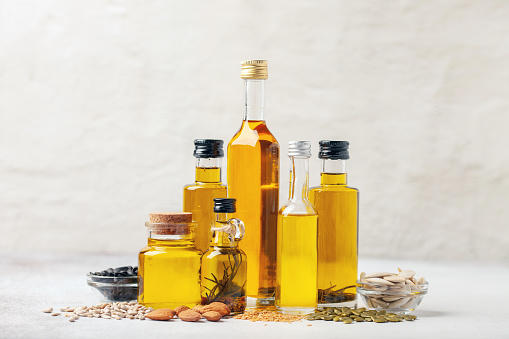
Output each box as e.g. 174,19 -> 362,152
1,1 -> 508,261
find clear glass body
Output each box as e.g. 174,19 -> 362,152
183,158 -> 227,253
138,223 -> 202,309
227,79 -> 279,301
309,159 -> 359,307
276,155 -> 318,314
357,280 -> 428,314
201,213 -> 247,314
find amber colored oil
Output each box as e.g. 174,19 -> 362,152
183,167 -> 227,253
227,120 -> 279,299
201,221 -> 247,313
276,214 -> 317,313
138,238 -> 201,309
309,173 -> 359,306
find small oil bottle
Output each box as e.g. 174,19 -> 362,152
138,212 -> 202,309
184,139 -> 227,253
309,141 -> 359,308
201,198 -> 247,314
276,141 -> 317,314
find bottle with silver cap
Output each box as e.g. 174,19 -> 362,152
276,141 -> 317,314
309,141 -> 359,308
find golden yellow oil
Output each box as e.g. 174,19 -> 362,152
183,167 -> 227,253
309,173 -> 359,307
201,245 -> 247,313
276,214 -> 317,313
138,238 -> 201,309
227,120 -> 279,299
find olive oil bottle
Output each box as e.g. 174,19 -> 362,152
276,141 -> 317,314
227,60 -> 279,302
184,139 -> 227,253
309,141 -> 359,307
201,199 -> 247,314
138,213 -> 202,309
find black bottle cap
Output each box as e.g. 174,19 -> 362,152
214,198 -> 236,213
319,140 -> 350,160
193,139 -> 224,158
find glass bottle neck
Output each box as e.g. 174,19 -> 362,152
210,213 -> 237,248
243,79 -> 265,121
289,156 -> 311,202
195,158 -> 222,183
320,159 -> 347,185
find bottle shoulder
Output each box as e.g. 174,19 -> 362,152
183,183 -> 226,191
202,247 -> 246,259
279,200 -> 317,216
141,244 -> 201,256
309,185 -> 359,194
229,120 -> 279,146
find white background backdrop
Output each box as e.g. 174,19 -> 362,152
1,0 -> 508,262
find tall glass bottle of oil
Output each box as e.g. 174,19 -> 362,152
227,60 -> 279,303
309,141 -> 359,307
184,139 -> 227,253
276,141 -> 317,314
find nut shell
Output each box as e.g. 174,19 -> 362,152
203,304 -> 228,317
209,302 -> 231,316
145,309 -> 176,321
178,310 -> 202,322
192,305 -> 206,314
203,311 -> 222,322
174,305 -> 190,315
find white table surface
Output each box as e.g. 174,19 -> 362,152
1,251 -> 508,339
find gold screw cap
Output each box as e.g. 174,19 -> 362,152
241,60 -> 268,79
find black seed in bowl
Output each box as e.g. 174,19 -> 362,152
88,266 -> 139,301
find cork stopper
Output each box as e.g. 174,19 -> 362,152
149,212 -> 192,223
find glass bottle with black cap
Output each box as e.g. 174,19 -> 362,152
309,141 -> 359,308
184,140 -> 227,253
201,198 -> 247,314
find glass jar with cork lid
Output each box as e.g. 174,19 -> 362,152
138,212 -> 202,309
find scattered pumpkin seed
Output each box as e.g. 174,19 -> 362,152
305,306 -> 417,324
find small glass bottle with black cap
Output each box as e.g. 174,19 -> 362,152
309,141 -> 359,308
184,139 -> 227,253
200,198 -> 247,314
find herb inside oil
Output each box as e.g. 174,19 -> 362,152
202,251 -> 246,312
318,283 -> 356,304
